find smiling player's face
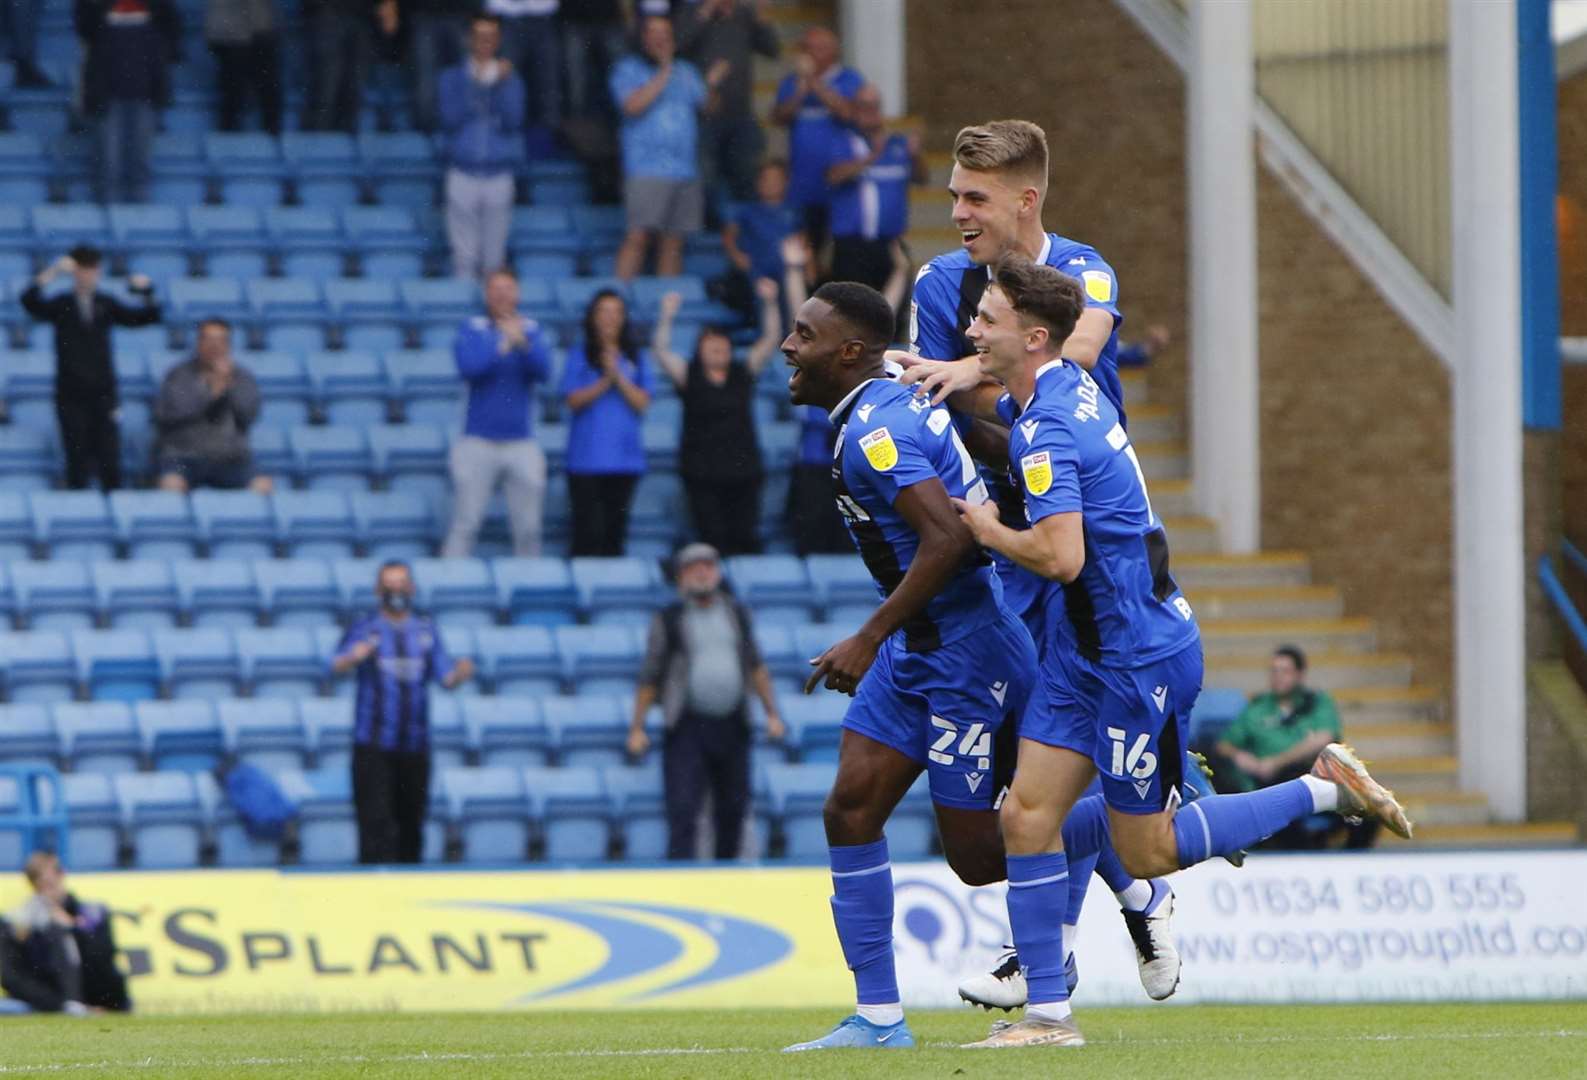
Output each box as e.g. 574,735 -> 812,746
782,297 -> 853,410
949,163 -> 1031,266
966,284 -> 1031,384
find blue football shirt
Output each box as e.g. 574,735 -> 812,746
827,130 -> 913,241
335,614 -> 457,752
829,377 -> 1003,652
775,66 -> 866,209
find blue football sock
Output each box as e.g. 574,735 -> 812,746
1092,843 -> 1134,895
1006,852 -> 1070,1007
1064,849 -> 1100,927
1172,779 -> 1314,867
828,839 -> 899,1006
1060,793 -> 1111,861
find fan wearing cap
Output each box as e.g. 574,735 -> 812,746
629,543 -> 785,860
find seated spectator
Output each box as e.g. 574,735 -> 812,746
651,277 -> 783,556
440,13 -> 525,282
205,0 -> 282,134
0,853 -> 130,1015
609,15 -> 729,281
771,26 -> 864,253
1117,324 -> 1172,368
20,247 -> 160,493
153,319 -> 272,494
629,543 -> 784,860
718,158 -> 800,320
824,85 -> 925,292
485,0 -> 559,156
1209,645 -> 1373,849
304,0 -> 391,133
561,290 -> 653,557
675,0 -> 780,210
76,0 -> 182,204
441,269 -> 552,558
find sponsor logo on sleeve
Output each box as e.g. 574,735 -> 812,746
860,428 -> 899,472
1020,451 -> 1052,496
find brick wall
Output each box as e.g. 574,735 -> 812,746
903,0 -> 1190,421
906,0 -> 1455,688
1559,70 -> 1587,546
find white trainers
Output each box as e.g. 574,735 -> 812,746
957,947 -> 1027,1011
1122,884 -> 1180,1000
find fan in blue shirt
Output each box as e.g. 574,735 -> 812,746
779,279 -> 1040,1054
771,27 -> 865,219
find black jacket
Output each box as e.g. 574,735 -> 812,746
75,0 -> 182,113
19,283 -> 162,401
0,898 -> 130,1013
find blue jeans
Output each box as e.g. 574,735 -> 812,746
499,14 -> 561,135
410,12 -> 466,132
96,100 -> 155,203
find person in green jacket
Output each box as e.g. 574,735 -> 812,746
1216,645 -> 1341,792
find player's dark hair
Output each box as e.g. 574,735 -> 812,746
812,281 -> 895,352
953,120 -> 1049,192
990,255 -> 1085,346
196,317 -> 231,336
68,244 -> 102,268
1274,644 -> 1308,672
471,13 -> 501,30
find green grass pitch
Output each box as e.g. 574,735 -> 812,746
1,1004 -> 1583,1078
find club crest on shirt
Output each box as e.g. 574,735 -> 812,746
1081,270 -> 1113,303
859,427 -> 898,472
1021,451 -> 1052,496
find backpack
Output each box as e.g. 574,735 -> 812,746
221,763 -> 295,841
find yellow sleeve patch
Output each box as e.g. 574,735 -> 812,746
1081,270 -> 1114,304
1021,451 -> 1053,496
859,427 -> 899,472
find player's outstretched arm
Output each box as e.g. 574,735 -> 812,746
953,501 -> 1084,583
805,477 -> 975,695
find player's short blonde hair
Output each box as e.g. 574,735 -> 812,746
952,120 -> 1049,194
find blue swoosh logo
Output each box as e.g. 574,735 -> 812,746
601,902 -> 793,1000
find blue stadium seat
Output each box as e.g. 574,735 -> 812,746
1190,687 -> 1250,747
641,422 -> 678,472
109,491 -> 198,558
342,206 -> 428,261
324,276 -> 403,325
0,631 -> 72,702
253,557 -> 341,626
751,624 -> 802,691
349,491 -> 437,560
781,695 -> 848,764
553,625 -> 640,695
542,694 -> 628,768
266,206 -> 348,279
765,762 -> 837,858
153,627 -> 243,699
603,763 -> 667,860
473,626 -> 559,697
90,559 -> 179,628
250,425 -> 294,480
525,765 -> 611,861
10,562 -> 95,631
411,558 -> 496,627
271,491 -> 357,559
72,628 -> 159,700
108,204 -> 189,274
444,765 -> 530,864
186,205 -> 267,253
168,277 -> 247,323
29,490 -> 114,560
630,275 -> 725,322
423,693 -> 469,770
246,277 -> 324,320
279,768 -> 357,865
216,698 -> 305,773
282,133 -> 362,207
0,703 -> 57,771
400,279 -> 477,322
288,427 -> 374,492
508,206 -> 579,255
554,277 -> 628,320
727,555 -> 817,624
53,701 -> 140,773
628,473 -> 682,544
0,772 -> 25,869
236,627 -> 324,698
55,773 -> 122,869
570,206 -> 625,249
195,771 -> 280,868
309,350 -> 390,426
0,429 -> 53,491
491,557 -> 577,626
461,697 -> 547,767
0,562 -> 14,627
384,347 -> 458,411
806,554 -> 876,611
192,490 -> 277,558
32,204 -> 108,245
568,557 -> 664,624
245,351 -> 314,428
174,559 -> 259,628
298,699 -> 354,772
331,558 -> 384,618
135,700 -> 224,773
206,133 -> 287,206
367,424 -> 450,490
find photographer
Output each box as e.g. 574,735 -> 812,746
0,853 -> 130,1015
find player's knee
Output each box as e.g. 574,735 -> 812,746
1115,832 -> 1178,880
944,846 -> 1003,887
999,786 -> 1056,854
822,788 -> 882,847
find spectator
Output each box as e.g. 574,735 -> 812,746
824,84 -> 925,291
770,26 -> 863,252
403,0 -> 476,133
609,15 -> 729,281
20,248 -> 160,493
76,0 -> 181,204
561,289 -> 653,557
651,277 -> 783,556
1117,324 -> 1172,368
0,853 -> 131,1015
439,13 -> 524,281
303,0 -> 392,133
629,543 -> 784,860
484,0 -> 558,155
718,157 -> 799,320
205,0 -> 282,134
441,269 -> 551,557
153,319 -> 272,494
675,0 -> 780,210
1,0 -> 51,87
330,562 -> 475,864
